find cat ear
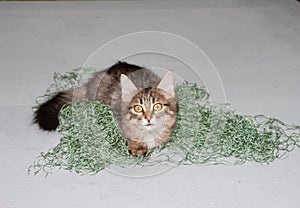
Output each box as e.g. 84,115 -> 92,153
157,71 -> 175,97
120,74 -> 137,102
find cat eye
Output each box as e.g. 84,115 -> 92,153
153,103 -> 163,111
133,105 -> 143,113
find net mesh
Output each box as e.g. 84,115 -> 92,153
29,68 -> 300,176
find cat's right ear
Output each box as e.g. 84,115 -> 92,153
120,74 -> 137,102
157,71 -> 175,97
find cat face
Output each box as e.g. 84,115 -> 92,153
121,71 -> 177,131
128,88 -> 175,130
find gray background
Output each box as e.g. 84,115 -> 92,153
1,0 -> 300,207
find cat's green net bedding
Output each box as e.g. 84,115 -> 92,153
29,68 -> 300,175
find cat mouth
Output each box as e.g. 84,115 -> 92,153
145,123 -> 153,126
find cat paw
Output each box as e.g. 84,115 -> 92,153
128,143 -> 148,156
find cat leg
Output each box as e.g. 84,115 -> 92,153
127,141 -> 148,156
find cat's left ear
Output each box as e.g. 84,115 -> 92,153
157,71 -> 175,97
121,74 -> 138,102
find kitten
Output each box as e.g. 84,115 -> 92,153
34,62 -> 178,156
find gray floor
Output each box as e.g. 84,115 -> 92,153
1,0 -> 300,207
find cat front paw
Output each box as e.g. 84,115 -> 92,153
128,142 -> 148,156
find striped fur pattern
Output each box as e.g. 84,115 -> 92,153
122,87 -> 177,155
33,62 -> 178,155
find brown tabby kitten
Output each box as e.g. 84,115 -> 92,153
34,62 -> 178,155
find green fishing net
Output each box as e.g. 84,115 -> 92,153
29,68 -> 300,176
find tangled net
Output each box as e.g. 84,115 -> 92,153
29,68 -> 300,175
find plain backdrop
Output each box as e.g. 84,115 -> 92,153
0,0 -> 300,208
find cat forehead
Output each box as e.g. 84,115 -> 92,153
131,88 -> 165,101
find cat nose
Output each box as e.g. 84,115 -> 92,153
144,111 -> 152,121
145,114 -> 151,122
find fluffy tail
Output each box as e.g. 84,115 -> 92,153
33,91 -> 72,131
33,86 -> 86,131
